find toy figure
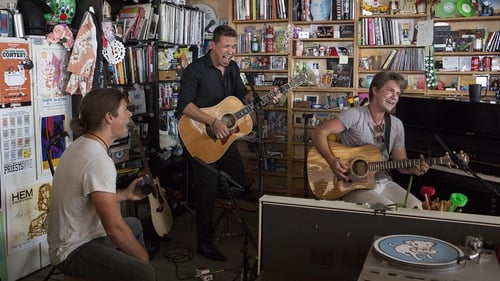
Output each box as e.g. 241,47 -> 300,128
44,0 -> 76,25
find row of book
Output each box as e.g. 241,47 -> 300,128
107,44 -> 155,85
379,48 -> 425,71
359,17 -> 416,46
158,3 -> 204,45
292,0 -> 354,21
116,3 -> 157,41
485,31 -> 500,52
233,0 -> 288,20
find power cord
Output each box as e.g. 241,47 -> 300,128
162,247 -> 229,280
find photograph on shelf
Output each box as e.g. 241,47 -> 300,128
489,75 -> 500,91
270,56 -> 287,70
327,58 -> 354,87
304,95 -> 319,105
316,26 -> 334,38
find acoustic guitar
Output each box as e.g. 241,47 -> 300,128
178,72 -> 309,164
307,141 -> 468,200
128,121 -> 173,237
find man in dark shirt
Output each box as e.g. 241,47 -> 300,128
177,25 -> 281,261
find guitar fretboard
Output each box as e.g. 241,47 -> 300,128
369,157 -> 447,171
234,72 -> 307,121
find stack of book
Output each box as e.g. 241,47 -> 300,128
116,3 -> 158,40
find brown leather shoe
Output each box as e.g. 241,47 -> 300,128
197,244 -> 227,261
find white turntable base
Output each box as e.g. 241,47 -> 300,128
358,248 -> 500,281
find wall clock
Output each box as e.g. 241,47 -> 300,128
193,3 -> 218,35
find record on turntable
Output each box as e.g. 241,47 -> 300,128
432,0 -> 459,18
372,234 -> 465,271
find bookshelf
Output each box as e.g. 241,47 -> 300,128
228,0 -> 500,197
102,1 -> 203,161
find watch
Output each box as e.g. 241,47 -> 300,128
193,3 -> 218,34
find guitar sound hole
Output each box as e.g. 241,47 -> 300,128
221,114 -> 236,129
351,159 -> 368,178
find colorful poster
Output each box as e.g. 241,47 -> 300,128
32,41 -> 70,114
0,40 -> 32,107
41,115 -> 67,173
0,107 -> 35,176
0,211 -> 7,280
6,181 -> 51,254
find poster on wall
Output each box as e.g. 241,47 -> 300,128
32,41 -> 70,114
0,40 -> 32,107
0,107 -> 35,177
40,114 -> 67,175
5,181 -> 52,254
0,211 -> 7,280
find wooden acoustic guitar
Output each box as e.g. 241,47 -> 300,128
128,121 -> 173,237
307,141 -> 469,200
178,72 -> 309,164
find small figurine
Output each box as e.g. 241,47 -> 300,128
44,0 -> 77,25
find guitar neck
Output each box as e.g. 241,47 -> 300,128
234,82 -> 291,121
128,122 -> 154,179
370,157 -> 446,171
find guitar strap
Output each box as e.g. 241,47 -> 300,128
384,113 -> 391,156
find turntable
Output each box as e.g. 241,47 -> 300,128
357,234 -> 500,281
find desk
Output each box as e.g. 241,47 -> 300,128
258,195 -> 500,280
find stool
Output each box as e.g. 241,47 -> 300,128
64,276 -> 92,281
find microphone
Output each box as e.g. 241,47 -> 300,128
49,131 -> 69,145
302,113 -> 314,119
359,97 -> 369,106
433,133 -> 469,171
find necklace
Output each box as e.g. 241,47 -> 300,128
367,105 -> 385,143
86,132 -> 110,156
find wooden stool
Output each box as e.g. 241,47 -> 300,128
64,276 -> 91,281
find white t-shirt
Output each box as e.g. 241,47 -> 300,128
47,136 -> 116,265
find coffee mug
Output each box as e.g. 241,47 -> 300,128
468,84 -> 487,102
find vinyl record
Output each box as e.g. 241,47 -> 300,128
457,0 -> 476,17
432,0 -> 458,18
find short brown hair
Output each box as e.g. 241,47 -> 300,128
212,25 -> 237,42
70,88 -> 129,135
369,71 -> 406,100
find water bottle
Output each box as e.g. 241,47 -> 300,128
251,35 -> 259,53
13,9 -> 25,38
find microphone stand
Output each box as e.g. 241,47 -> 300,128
192,157 -> 258,281
246,73 -> 266,196
303,113 -> 314,198
434,133 -> 500,198
46,131 -> 69,176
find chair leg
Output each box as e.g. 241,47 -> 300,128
43,266 -> 60,281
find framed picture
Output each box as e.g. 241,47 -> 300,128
304,95 -> 319,105
316,26 -> 334,38
270,56 -> 287,70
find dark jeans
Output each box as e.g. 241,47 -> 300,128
56,217 -> 156,281
190,143 -> 244,246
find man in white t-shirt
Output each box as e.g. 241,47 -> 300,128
47,88 -> 156,281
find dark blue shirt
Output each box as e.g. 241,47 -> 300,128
177,50 -> 247,114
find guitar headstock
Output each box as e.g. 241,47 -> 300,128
441,151 -> 469,168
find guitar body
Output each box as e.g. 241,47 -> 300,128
129,121 -> 173,237
178,96 -> 253,163
307,141 -> 383,200
148,177 -> 173,236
